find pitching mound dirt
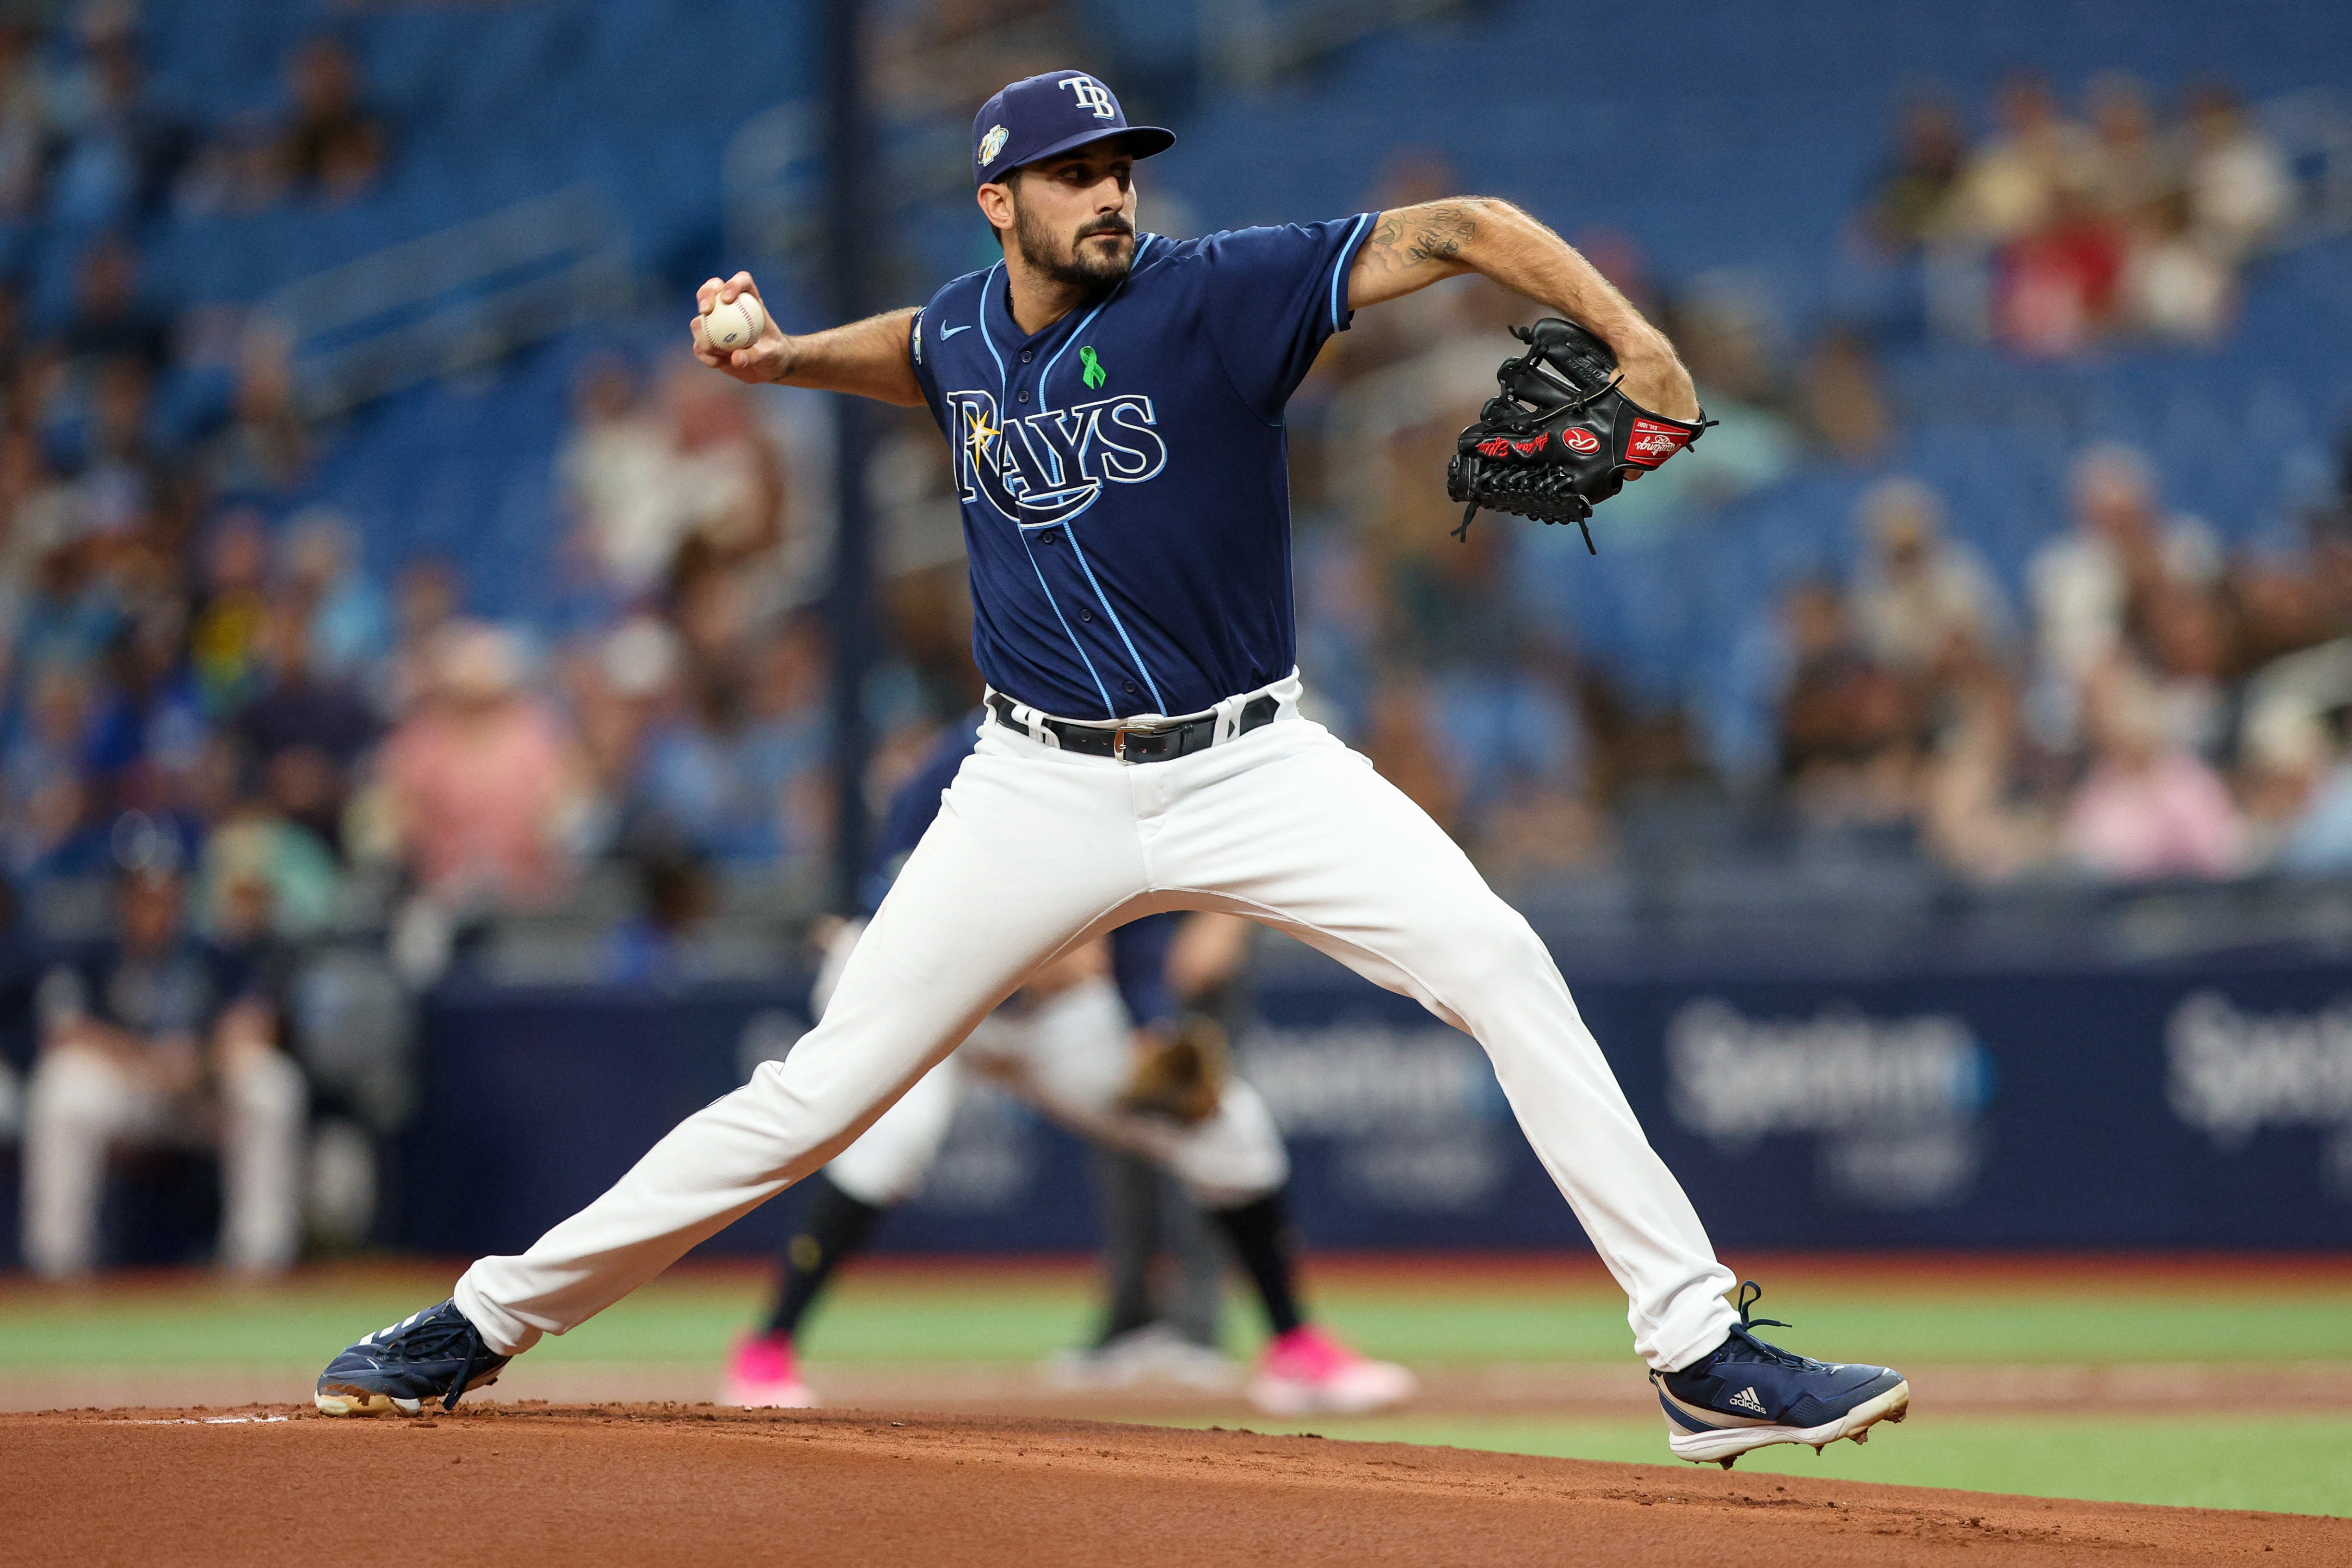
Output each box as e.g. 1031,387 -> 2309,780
3,1404 -> 2336,1565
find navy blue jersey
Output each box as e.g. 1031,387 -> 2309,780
863,713 -> 1179,1025
907,217 -> 1377,720
37,936 -> 265,1044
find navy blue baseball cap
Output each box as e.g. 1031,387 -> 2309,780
972,70 -> 1174,188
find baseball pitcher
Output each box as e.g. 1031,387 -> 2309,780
318,69 -> 1908,1469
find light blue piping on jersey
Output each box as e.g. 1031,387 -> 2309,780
1032,235 -> 1168,714
974,261 -> 1116,715
1020,531 -> 1115,714
1328,212 -> 1373,334
975,260 -> 1009,387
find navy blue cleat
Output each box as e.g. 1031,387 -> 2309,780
1651,1282 -> 1909,1468
314,1299 -> 511,1417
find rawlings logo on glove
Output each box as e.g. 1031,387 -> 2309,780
1444,318 -> 1714,551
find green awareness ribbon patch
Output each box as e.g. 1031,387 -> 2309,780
1079,345 -> 1106,389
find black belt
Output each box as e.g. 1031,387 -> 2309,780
990,692 -> 1279,763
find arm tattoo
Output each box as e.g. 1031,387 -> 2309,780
1362,200 -> 1483,274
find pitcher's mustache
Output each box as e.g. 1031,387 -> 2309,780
1077,215 -> 1135,240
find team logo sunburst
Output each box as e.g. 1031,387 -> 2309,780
977,124 -> 1010,168
962,401 -> 1000,461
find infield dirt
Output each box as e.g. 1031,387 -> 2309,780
3,1404 -> 2337,1566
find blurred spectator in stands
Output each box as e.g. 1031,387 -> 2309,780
199,784 -> 343,940
2,659 -> 100,879
1361,671 -> 1462,838
1859,94 -> 1967,255
2139,582 -> 2234,761
378,620 -> 587,911
1670,275 -> 1789,415
2238,635 -> 2352,869
2064,658 -> 2243,880
2085,74 -> 2173,221
1799,327 -> 1890,463
2028,444 -> 2219,701
2084,73 -> 2237,344
383,555 -> 459,716
2122,191 -> 2235,343
1993,185 -> 2125,355
0,22 -> 47,218
21,862 -> 306,1277
2227,547 -> 2339,681
2273,708 -> 2352,876
661,359 -> 787,569
558,357 -> 788,602
559,613 -> 668,849
83,599 -> 204,818
2181,82 -> 2290,263
275,35 -> 387,203
10,509 -> 117,687
870,404 -> 979,707
621,583 -> 851,870
55,234 -> 170,375
232,601 -> 381,854
601,842 -> 719,985
201,328 -> 310,504
559,353 -> 674,600
56,359 -> 165,556
1920,649 -> 2055,884
187,507 -> 272,716
1848,478 -> 2011,678
282,509 -> 388,682
1385,516 -> 1592,863
735,613 -> 835,870
1943,70 -> 2099,248
45,17 -> 191,229
1777,580 -> 1915,824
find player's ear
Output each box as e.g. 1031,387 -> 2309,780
976,180 -> 1015,239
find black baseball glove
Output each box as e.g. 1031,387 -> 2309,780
1444,317 -> 1715,550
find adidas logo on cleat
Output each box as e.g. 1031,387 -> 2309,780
1728,1386 -> 1767,1416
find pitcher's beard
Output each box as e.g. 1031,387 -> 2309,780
1016,204 -> 1134,292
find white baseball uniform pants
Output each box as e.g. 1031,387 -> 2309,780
457,675 -> 1738,1370
22,1045 -> 307,1278
822,967 -> 1287,1211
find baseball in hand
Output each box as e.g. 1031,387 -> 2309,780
702,292 -> 767,352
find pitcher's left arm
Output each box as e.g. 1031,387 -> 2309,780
1347,198 -> 1698,421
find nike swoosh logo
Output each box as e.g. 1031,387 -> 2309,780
938,324 -> 972,338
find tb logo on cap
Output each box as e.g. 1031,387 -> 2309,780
1059,75 -> 1117,120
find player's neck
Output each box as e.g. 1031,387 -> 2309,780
1000,252 -> 1100,337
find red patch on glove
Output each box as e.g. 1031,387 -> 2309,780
1561,428 -> 1601,455
1622,418 -> 1693,468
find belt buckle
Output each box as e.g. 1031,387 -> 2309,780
1112,726 -> 1130,762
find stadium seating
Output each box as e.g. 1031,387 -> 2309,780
74,0 -> 2352,715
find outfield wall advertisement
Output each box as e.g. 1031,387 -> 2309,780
397,957 -> 2352,1259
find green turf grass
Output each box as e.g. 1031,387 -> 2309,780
3,1267 -> 2349,1369
1155,1412 -> 2352,1519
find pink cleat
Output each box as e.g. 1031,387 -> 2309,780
1246,1325 -> 1417,1416
720,1332 -> 819,1409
